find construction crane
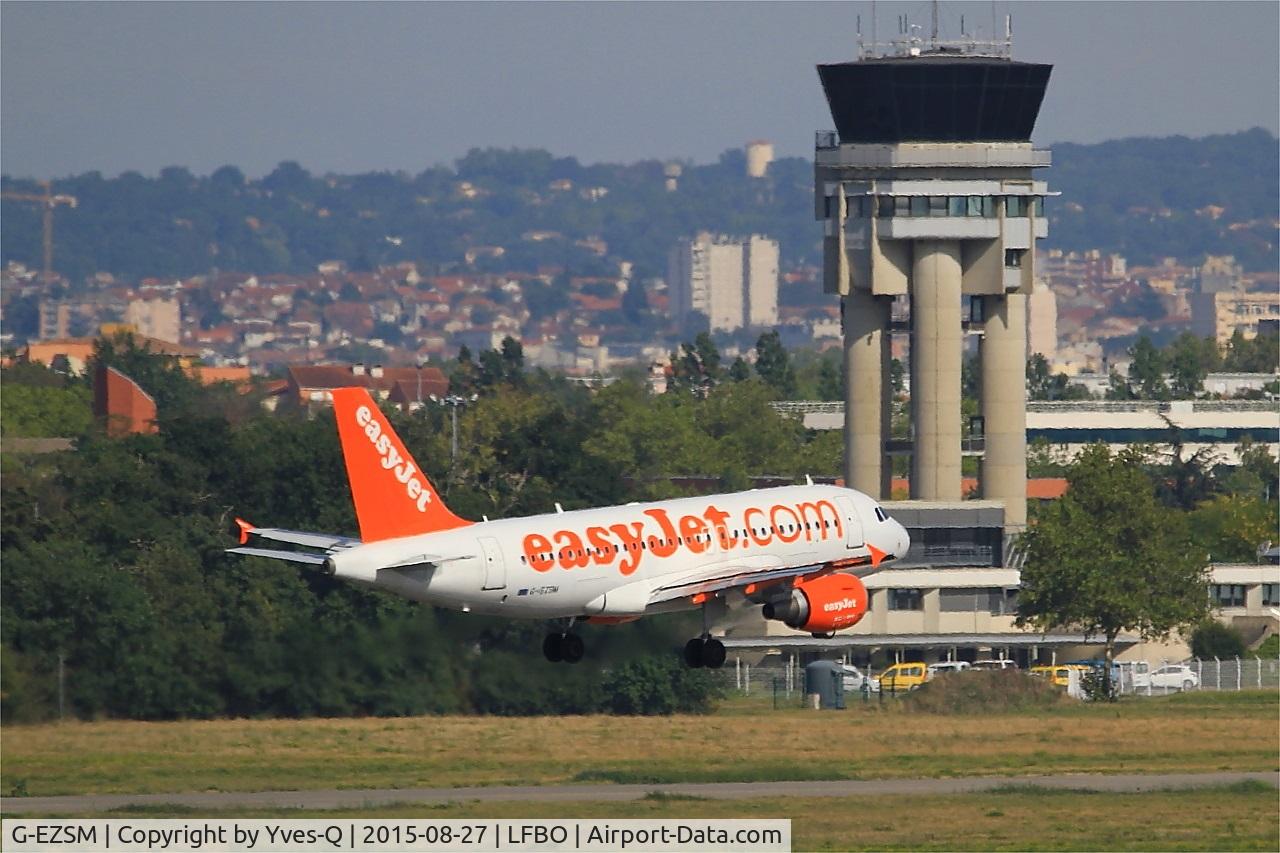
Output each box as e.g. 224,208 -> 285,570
1,180 -> 78,283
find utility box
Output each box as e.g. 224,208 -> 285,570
804,660 -> 846,709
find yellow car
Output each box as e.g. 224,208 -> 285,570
1029,664 -> 1090,687
878,662 -> 929,692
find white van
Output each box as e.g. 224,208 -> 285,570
970,659 -> 1017,671
927,661 -> 972,677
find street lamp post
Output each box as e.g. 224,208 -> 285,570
428,393 -> 477,464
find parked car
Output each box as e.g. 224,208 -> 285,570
840,665 -> 880,693
927,661 -> 971,677
970,659 -> 1017,671
1145,664 -> 1199,690
1029,664 -> 1090,687
878,662 -> 929,691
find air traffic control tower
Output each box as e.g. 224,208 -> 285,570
816,28 -> 1052,528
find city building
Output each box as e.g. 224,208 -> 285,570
285,363 -> 448,411
124,297 -> 181,344
1197,255 -> 1243,293
93,365 -> 157,437
745,140 -> 775,178
724,558 -> 1279,667
1026,280 -> 1057,360
1191,289 -> 1280,345
667,233 -> 779,333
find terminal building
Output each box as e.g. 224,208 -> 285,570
774,399 -> 1280,466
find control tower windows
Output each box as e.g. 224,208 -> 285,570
1005,196 -> 1044,218
873,195 -> 999,218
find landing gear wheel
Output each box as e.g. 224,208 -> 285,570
702,638 -> 726,670
561,633 -> 585,664
684,638 -> 705,668
542,633 -> 564,663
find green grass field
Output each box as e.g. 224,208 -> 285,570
3,691 -> 1276,799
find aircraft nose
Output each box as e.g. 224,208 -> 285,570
894,520 -> 910,559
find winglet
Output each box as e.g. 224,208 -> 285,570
867,543 -> 887,567
234,517 -> 255,545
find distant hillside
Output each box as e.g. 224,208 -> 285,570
2,130 -> 1275,284
1047,127 -> 1278,269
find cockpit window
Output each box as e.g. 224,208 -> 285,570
873,506 -> 888,523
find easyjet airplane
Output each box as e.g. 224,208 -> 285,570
229,387 -> 910,667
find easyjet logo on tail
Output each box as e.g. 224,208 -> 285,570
355,404 -> 433,512
332,387 -> 471,542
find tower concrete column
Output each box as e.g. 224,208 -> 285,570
842,289 -> 891,498
910,240 -> 963,500
981,292 -> 1028,527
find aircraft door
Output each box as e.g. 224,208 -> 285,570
836,497 -> 864,549
478,536 -> 506,590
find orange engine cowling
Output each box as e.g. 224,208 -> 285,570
761,573 -> 868,633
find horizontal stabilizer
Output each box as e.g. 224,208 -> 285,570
235,519 -> 358,550
227,547 -> 329,566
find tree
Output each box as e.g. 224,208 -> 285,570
670,333 -> 723,393
1105,369 -> 1137,401
1027,354 -> 1094,401
1016,445 -> 1210,698
1027,354 -> 1055,401
1128,335 -> 1169,400
500,336 -> 524,377
754,330 -> 797,398
1189,621 -> 1246,660
1223,328 -> 1279,373
728,357 -> 751,382
816,357 -> 841,401
1166,332 -> 1215,398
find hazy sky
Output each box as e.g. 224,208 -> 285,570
3,2 -> 1277,179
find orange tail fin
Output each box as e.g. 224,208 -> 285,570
331,387 -> 471,541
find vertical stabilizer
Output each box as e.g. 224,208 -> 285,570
331,387 -> 471,541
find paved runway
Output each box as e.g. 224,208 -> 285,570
2,771 -> 1275,814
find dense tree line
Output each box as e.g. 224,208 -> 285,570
3,131 -> 1276,287
1107,329 -> 1279,401
1,337 -> 845,722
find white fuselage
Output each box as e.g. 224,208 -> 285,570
325,485 -> 909,619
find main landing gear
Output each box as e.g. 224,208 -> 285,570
683,636 -> 726,669
684,599 -> 726,669
543,623 -> 585,664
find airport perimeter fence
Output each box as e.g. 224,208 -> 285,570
1116,656 -> 1280,696
715,656 -> 1280,707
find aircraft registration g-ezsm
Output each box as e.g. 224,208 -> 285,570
229,387 -> 909,668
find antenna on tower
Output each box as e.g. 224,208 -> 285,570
871,0 -> 877,56
931,0 -> 939,48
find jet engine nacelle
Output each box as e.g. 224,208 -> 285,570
761,573 -> 868,633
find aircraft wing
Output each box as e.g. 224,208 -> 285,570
645,556 -> 805,607
644,551 -> 884,608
